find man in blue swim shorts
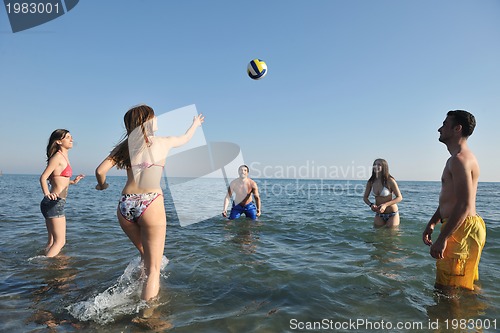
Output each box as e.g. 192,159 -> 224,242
222,165 -> 261,220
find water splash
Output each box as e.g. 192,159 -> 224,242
67,256 -> 169,324
27,255 -> 48,262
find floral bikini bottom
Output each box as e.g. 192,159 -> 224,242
118,192 -> 162,223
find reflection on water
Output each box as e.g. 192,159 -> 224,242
224,219 -> 262,255
27,255 -> 83,330
427,288 -> 489,330
33,255 -> 77,297
366,228 -> 403,256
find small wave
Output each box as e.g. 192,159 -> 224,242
67,256 -> 169,324
27,255 -> 47,262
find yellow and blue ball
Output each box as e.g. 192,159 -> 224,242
247,59 -> 268,80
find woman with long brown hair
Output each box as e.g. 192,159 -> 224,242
95,104 -> 204,302
363,158 -> 402,227
39,129 -> 84,257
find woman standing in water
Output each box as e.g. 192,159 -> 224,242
363,158 -> 402,227
95,104 -> 204,302
40,129 -> 85,257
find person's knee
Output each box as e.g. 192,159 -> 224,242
53,234 -> 66,244
53,239 -> 66,247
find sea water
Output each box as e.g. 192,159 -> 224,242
0,175 -> 499,332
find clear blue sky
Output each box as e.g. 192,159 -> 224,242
1,0 -> 499,181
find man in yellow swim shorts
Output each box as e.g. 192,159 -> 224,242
422,110 -> 486,291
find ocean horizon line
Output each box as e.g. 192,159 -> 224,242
2,173 -> 499,184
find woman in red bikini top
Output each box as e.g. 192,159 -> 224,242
39,129 -> 85,257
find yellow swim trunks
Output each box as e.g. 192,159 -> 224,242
435,215 -> 486,290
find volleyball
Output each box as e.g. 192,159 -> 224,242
247,59 -> 267,80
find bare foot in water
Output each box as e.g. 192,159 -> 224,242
132,316 -> 173,331
132,303 -> 172,331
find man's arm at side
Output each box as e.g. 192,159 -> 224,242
423,207 -> 441,246
252,182 -> 261,217
222,184 -> 233,217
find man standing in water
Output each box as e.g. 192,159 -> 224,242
422,110 -> 486,290
222,165 -> 261,220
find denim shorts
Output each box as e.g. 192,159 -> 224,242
40,197 -> 66,219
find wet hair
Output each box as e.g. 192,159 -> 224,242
239,164 -> 250,173
368,158 -> 394,187
447,110 -> 476,138
111,104 -> 155,169
46,129 -> 70,162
